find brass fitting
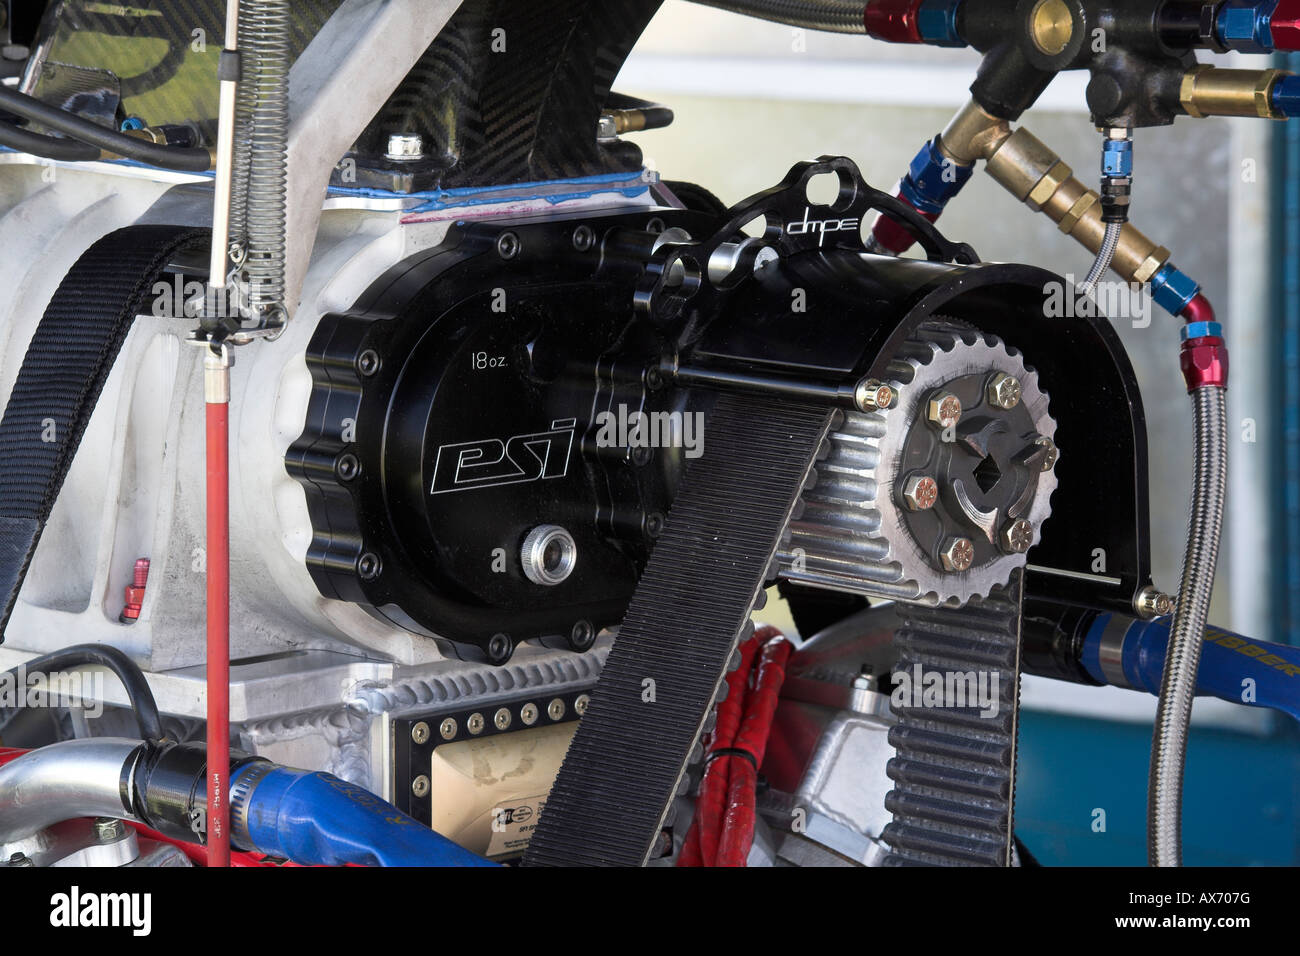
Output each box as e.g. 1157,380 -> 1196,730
937,100 -> 1012,166
985,127 -> 1169,284
1180,66 -> 1288,120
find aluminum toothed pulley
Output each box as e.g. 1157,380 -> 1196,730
781,322 -> 1058,607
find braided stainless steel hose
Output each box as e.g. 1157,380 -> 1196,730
240,0 -> 290,321
686,0 -> 867,32
1080,220 -> 1121,294
1148,384 -> 1227,866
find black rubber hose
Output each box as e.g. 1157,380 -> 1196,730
0,85 -> 210,171
2,644 -> 165,746
0,120 -> 100,161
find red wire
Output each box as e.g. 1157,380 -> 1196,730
205,396 -> 231,867
678,633 -> 759,866
716,634 -> 793,867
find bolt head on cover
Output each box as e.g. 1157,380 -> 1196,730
902,474 -> 939,511
927,390 -> 963,429
940,537 -> 975,572
987,372 -> 1022,410
1000,519 -> 1035,554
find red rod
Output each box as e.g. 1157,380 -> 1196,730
205,349 -> 231,867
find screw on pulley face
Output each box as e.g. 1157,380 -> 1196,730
999,519 -> 1035,554
520,703 -> 539,726
927,391 -> 963,429
547,698 -> 566,720
902,474 -> 939,512
439,717 -> 458,740
987,372 -> 1022,410
940,537 -> 975,572
494,707 -> 512,731
411,721 -> 431,744
467,712 -> 485,735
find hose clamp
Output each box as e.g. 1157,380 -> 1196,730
229,759 -> 274,852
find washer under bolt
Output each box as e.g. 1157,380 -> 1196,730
854,378 -> 895,412
1134,585 -> 1175,619
902,474 -> 939,512
467,712 -> 485,735
940,537 -> 975,572
999,519 -> 1035,554
927,391 -> 963,429
438,717 -> 458,740
987,372 -> 1023,410
411,775 -> 430,798
411,721 -> 431,744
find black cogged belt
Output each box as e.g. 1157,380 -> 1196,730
0,225 -> 208,641
524,393 -> 833,866
881,572 -> 1026,866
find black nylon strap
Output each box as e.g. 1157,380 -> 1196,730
0,225 -> 208,641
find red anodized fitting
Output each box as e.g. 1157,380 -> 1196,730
864,0 -> 925,43
120,557 -> 150,622
1273,0 -> 1300,51
1180,336 -> 1229,391
870,192 -> 939,255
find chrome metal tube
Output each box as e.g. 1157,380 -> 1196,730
0,738 -> 142,844
1148,385 -> 1228,866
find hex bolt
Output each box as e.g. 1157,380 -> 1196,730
902,474 -> 939,512
927,391 -> 963,430
987,372 -> 1022,410
411,775 -> 430,798
547,698 -> 566,721
438,717 -> 458,741
520,702 -> 539,726
1134,585 -> 1175,619
940,537 -> 975,572
411,721 -> 431,745
94,817 -> 125,842
1035,435 -> 1060,472
575,693 -> 591,716
854,378 -> 895,412
385,133 -> 424,162
467,712 -> 485,735
999,518 -> 1035,554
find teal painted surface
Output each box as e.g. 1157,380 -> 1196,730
1015,710 -> 1300,866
